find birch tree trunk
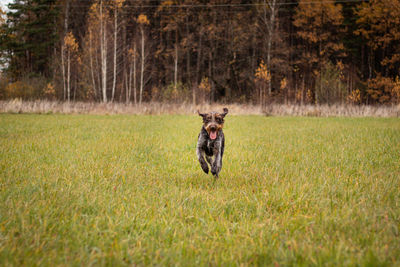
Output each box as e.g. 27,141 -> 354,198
111,6 -> 117,102
100,0 -> 107,103
185,10 -> 191,100
174,30 -> 178,90
139,27 -> 145,105
67,49 -> 70,102
127,61 -> 132,103
133,43 -> 137,105
61,45 -> 66,101
61,0 -> 69,101
194,30 -> 202,105
265,0 -> 277,97
89,30 -> 97,99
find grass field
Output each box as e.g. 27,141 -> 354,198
0,114 -> 399,266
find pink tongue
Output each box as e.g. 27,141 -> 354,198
210,131 -> 217,140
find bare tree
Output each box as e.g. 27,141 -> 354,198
100,0 -> 107,102
137,14 -> 150,105
63,32 -> 78,102
61,0 -> 70,101
111,0 -> 125,102
260,0 -> 279,96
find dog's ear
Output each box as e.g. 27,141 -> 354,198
197,110 -> 206,117
221,107 -> 229,117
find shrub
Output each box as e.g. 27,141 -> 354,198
315,61 -> 347,104
198,77 -> 212,104
161,82 -> 190,103
347,89 -> 362,104
4,76 -> 47,100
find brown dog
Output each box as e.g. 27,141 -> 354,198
196,108 -> 228,178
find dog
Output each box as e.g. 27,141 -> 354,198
196,108 -> 228,178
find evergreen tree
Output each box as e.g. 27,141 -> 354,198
2,0 -> 60,78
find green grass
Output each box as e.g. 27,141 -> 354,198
0,114 -> 399,266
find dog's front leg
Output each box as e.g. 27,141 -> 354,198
211,141 -> 222,177
197,137 -> 209,174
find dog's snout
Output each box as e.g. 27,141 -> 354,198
210,125 -> 217,131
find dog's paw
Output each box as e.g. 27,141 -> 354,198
211,166 -> 217,176
201,163 -> 209,174
211,169 -> 219,179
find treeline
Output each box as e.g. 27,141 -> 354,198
0,0 -> 399,105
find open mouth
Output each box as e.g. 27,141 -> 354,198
209,130 -> 217,140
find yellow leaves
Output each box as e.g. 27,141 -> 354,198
347,89 -> 361,104
280,78 -> 287,90
128,48 -> 137,59
367,74 -> 400,104
64,31 -> 78,52
355,0 -> 400,51
294,0 -> 345,61
295,90 -> 303,102
161,0 -> 174,6
381,53 -> 400,67
89,2 -> 98,13
88,1 -> 111,23
306,89 -> 313,103
137,14 -> 150,25
336,60 -> 344,71
43,83 -> 56,99
199,77 -> 211,93
336,61 -> 345,80
255,60 -> 271,82
88,3 -> 100,21
392,76 -> 400,104
115,0 -> 125,9
295,0 -> 344,28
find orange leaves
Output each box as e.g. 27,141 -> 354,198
355,0 -> 400,50
128,48 -> 137,59
199,77 -> 211,94
280,78 -> 287,90
294,0 -> 345,55
393,77 -> 400,103
137,14 -> 150,25
64,32 -> 78,52
115,0 -> 125,9
294,0 -> 344,30
254,60 -> 271,106
160,0 -> 174,7
355,0 -> 400,104
347,89 -> 361,104
367,74 -> 400,104
43,83 -> 56,99
255,60 -> 271,82
64,31 -> 81,64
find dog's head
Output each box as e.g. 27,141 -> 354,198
198,108 -> 228,140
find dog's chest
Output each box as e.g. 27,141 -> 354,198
204,140 -> 214,156
204,137 -> 220,156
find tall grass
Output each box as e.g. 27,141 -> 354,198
1,99 -> 399,117
0,114 -> 399,265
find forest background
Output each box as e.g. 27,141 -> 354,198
0,0 -> 399,107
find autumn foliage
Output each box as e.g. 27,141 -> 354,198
0,0 -> 399,105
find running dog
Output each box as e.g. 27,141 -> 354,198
196,108 -> 228,178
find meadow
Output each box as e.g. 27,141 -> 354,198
0,114 -> 399,266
